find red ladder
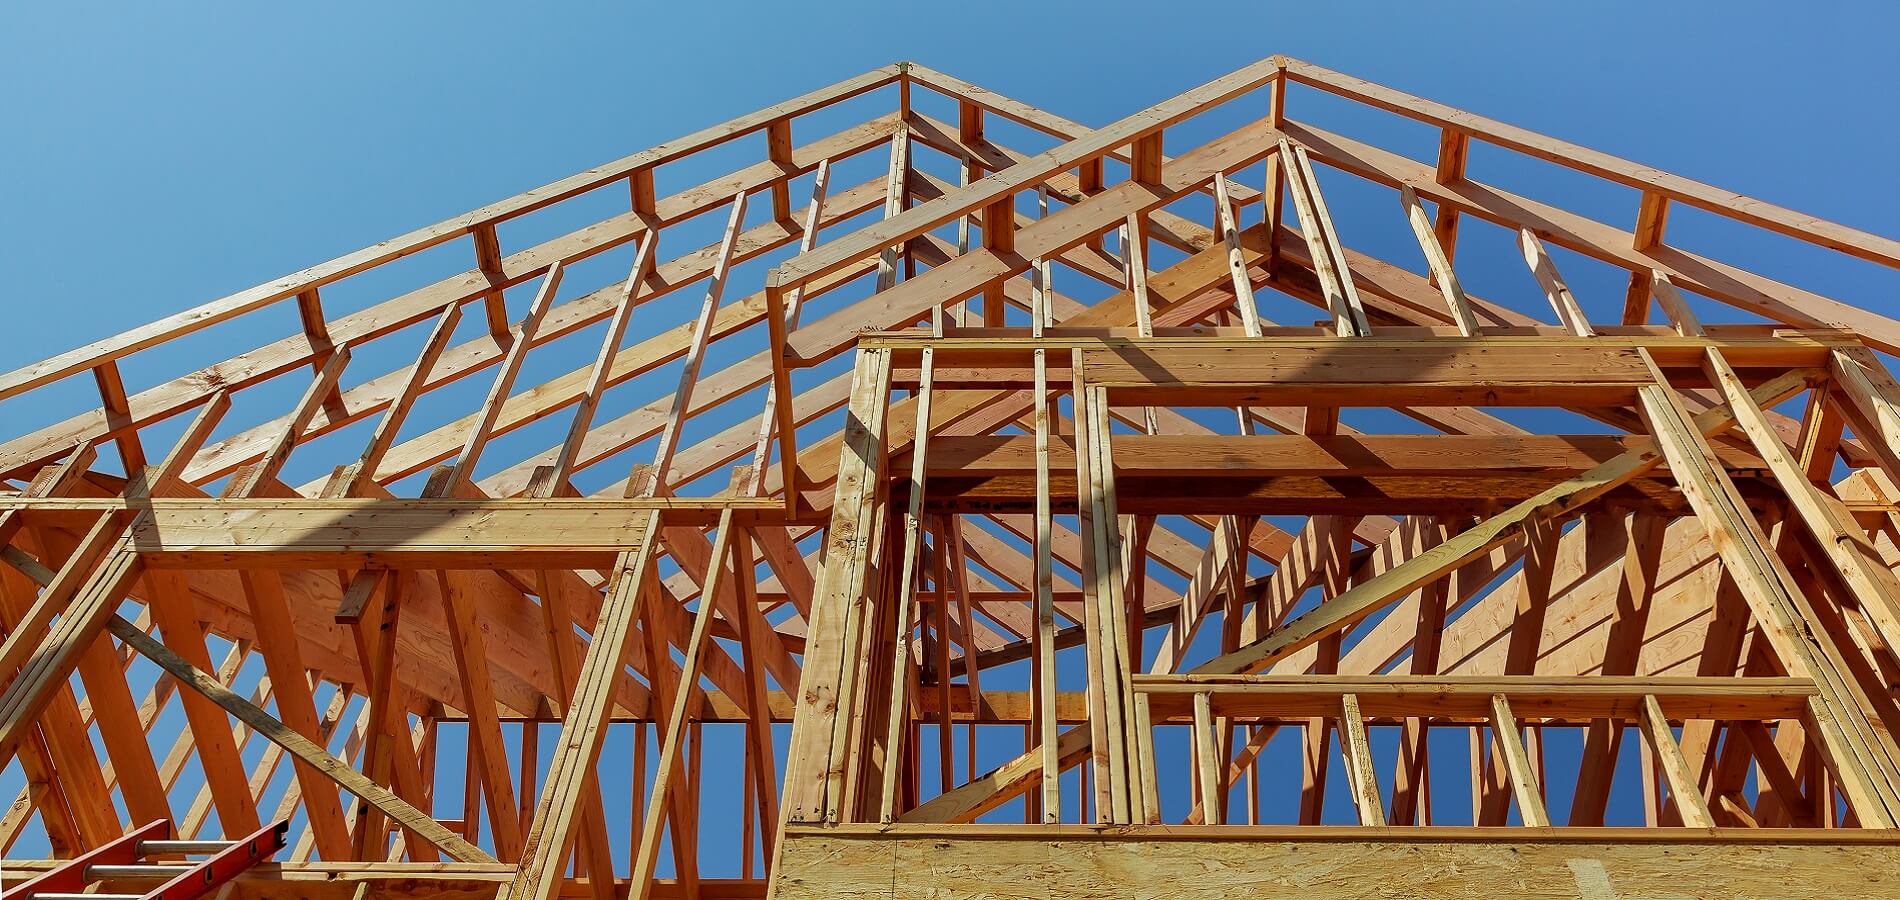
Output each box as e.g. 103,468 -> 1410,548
1,820 -> 289,900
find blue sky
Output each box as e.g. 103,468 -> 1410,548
3,0 -> 1897,870
5,0 -> 1897,379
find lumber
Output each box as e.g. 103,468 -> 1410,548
4,53 -> 1900,900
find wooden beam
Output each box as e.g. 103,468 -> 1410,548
638,191 -> 749,496
778,825 -> 1900,898
1399,185 -> 1478,336
898,725 -> 1092,825
437,567 -> 525,860
1190,368 -> 1812,676
1638,694 -> 1716,828
507,515 -> 661,900
104,615 -> 494,863
0,530 -> 143,772
1340,693 -> 1384,826
1487,694 -> 1551,827
1635,356 -> 1900,826
781,348 -> 892,825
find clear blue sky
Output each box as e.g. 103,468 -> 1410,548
5,0 -> 1897,378
3,0 -> 1897,868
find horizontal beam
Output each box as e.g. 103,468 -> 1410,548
0,498 -> 773,567
0,862 -> 750,900
1133,675 -> 1818,722
917,472 -> 1775,517
911,434 -> 1768,478
1078,342 -> 1650,407
862,329 -> 1846,362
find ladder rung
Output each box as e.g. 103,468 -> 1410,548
37,894 -> 145,900
137,839 -> 235,854
86,864 -> 196,879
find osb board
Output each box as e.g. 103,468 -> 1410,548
775,827 -> 1900,899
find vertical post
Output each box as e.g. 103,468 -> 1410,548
766,120 -> 795,221
877,345 -> 935,822
1431,129 -> 1469,265
780,348 -> 893,827
1340,693 -> 1384,826
1193,691 -> 1223,823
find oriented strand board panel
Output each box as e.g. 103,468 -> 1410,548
777,827 -> 1900,899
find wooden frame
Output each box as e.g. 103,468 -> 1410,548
6,55 -> 1900,900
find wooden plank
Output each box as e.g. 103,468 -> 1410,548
92,361 -> 146,476
1278,140 -> 1360,336
1077,385 -> 1136,823
1191,692 -> 1222,824
777,825 -> 1900,899
1638,694 -> 1716,828
438,566 -> 526,859
1399,185 -> 1478,336
114,496 -> 743,567
781,348 -> 892,825
1487,694 -> 1550,827
104,615 -> 494,863
1030,338 -> 1059,822
1286,142 -> 1369,335
0,541 -> 118,849
0,509 -> 135,689
1132,676 -> 1816,721
445,262 -> 563,488
729,527 -> 780,861
1340,693 -> 1384,826
1212,174 -> 1263,334
874,127 -> 911,294
1635,359 -> 1900,826
236,566 -> 353,859
343,571 -> 437,862
0,536 -> 143,771
638,191 -> 749,495
631,512 -> 742,897
1518,229 -> 1596,337
1187,367 -> 1810,676
745,161 -> 831,498
549,231 -> 657,487
507,516 -> 661,900
1831,345 -> 1900,482
1073,340 -> 1659,404
1430,128 -> 1468,263
897,725 -> 1093,825
876,347 -> 936,823
910,433 -> 1766,478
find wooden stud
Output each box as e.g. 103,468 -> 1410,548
105,615 -> 494,863
1487,694 -> 1551,827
